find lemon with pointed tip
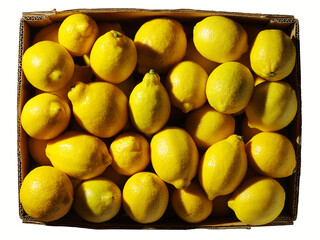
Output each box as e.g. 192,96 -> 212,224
73,177 -> 121,223
150,127 -> 199,189
198,134 -> 247,200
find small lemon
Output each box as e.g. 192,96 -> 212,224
129,70 -> 171,135
250,29 -> 296,81
185,104 -> 235,150
171,181 -> 213,223
21,93 -> 71,140
240,116 -> 262,143
68,81 -> 128,138
246,132 -> 296,178
90,30 -> 137,84
165,60 -> 208,113
46,131 -> 112,180
245,81 -> 298,131
58,13 -> 99,56
198,134 -> 247,200
193,16 -> 248,63
28,137 -> 51,166
32,23 -> 60,44
73,177 -> 121,223
20,166 -> 73,222
110,132 -> 150,176
134,18 -> 187,74
22,41 -> 75,92
206,62 -> 254,114
150,127 -> 199,189
228,177 -> 286,225
122,172 -> 169,224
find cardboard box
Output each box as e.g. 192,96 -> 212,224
17,8 -> 301,229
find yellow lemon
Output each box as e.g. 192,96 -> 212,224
245,132 -> 296,178
228,177 -> 286,225
109,132 -> 150,176
250,29 -> 296,81
68,81 -> 128,138
32,23 -> 60,44
150,127 -> 199,189
185,104 -> 235,150
73,177 -> 121,223
198,134 -> 247,200
90,30 -> 137,84
21,93 -> 71,140
22,41 -> 75,92
129,70 -> 171,135
46,131 -> 112,180
165,60 -> 208,113
206,62 -> 254,114
245,81 -> 298,131
171,181 -> 213,223
28,137 -> 51,166
20,166 -> 73,222
134,18 -> 187,74
193,16 -> 248,63
58,13 -> 99,56
122,172 -> 169,224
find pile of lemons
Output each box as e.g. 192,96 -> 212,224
20,13 -> 298,226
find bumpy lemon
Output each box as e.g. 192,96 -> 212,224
28,137 -> 51,166
245,81 -> 298,131
171,181 -> 213,223
206,62 -> 254,114
90,30 -> 137,84
32,23 -> 60,44
250,29 -> 296,81
134,18 -> 187,74
185,104 -> 235,150
240,116 -> 262,143
122,172 -> 169,224
46,131 -> 112,180
150,127 -> 199,189
21,93 -> 71,140
165,60 -> 208,113
246,132 -> 296,178
58,13 -> 99,56
22,41 -> 75,92
228,177 -> 286,225
109,132 -> 150,176
20,166 -> 73,222
198,134 -> 247,200
68,81 -> 128,138
73,177 -> 121,223
193,16 -> 248,63
129,70 -> 170,135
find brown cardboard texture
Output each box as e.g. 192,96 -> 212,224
17,8 -> 301,229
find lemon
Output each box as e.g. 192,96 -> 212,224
32,23 -> 60,44
206,62 -> 254,114
58,13 -> 99,56
20,166 -> 73,222
171,181 -> 213,223
90,30 -> 137,84
211,194 -> 232,217
240,116 -> 262,143
185,104 -> 235,150
193,16 -> 248,63
109,132 -> 150,176
228,176 -> 286,225
21,93 -> 71,140
134,18 -> 187,74
246,132 -> 296,178
250,29 -> 296,81
28,137 -> 51,166
122,172 -> 169,224
46,131 -> 112,180
22,41 -> 75,92
165,60 -> 208,113
245,81 -> 298,131
198,134 -> 247,200
73,177 -> 121,223
68,81 -> 128,138
129,70 -> 171,135
150,127 -> 199,189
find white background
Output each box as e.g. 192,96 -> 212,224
1,0 -> 318,239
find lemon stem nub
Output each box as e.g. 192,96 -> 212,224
237,135 -> 244,141
268,72 -> 275,77
113,32 -> 119,38
149,69 -> 156,74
